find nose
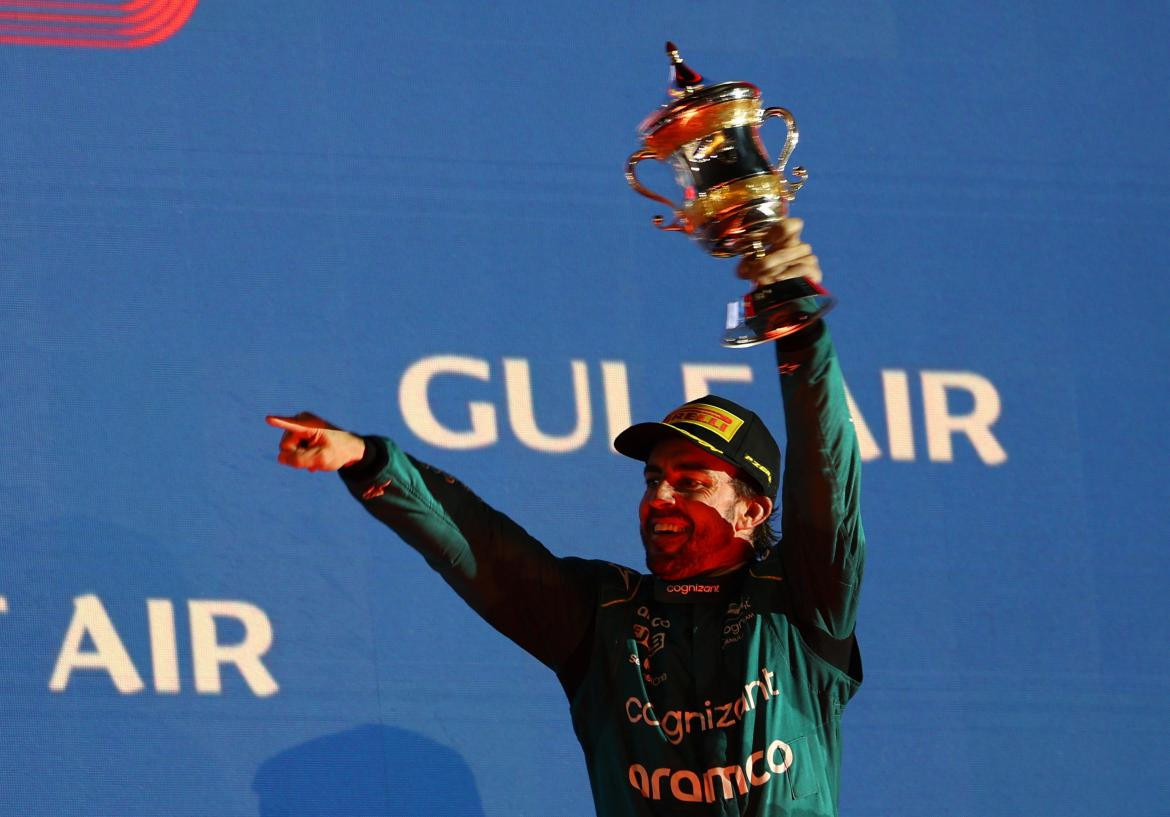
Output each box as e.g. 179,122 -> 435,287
649,480 -> 676,505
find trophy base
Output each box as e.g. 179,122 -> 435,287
722,277 -> 834,348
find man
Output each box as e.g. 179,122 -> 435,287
267,219 -> 863,815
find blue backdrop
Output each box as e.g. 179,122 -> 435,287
2,2 -> 1168,815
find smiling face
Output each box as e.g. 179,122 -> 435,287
638,437 -> 772,580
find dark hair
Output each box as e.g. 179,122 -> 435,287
730,476 -> 779,558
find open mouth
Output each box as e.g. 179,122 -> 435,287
645,518 -> 690,547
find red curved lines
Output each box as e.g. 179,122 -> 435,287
0,0 -> 197,48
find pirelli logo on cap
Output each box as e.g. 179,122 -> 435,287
664,403 -> 744,443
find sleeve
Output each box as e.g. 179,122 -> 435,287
773,321 -> 865,642
337,436 -> 598,674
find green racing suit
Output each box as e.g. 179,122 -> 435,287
339,324 -> 864,816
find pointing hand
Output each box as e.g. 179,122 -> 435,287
265,412 -> 366,472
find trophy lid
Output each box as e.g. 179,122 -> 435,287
637,42 -> 762,153
664,40 -> 703,97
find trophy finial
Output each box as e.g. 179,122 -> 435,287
665,41 -> 703,96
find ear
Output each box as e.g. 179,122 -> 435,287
735,495 -> 773,538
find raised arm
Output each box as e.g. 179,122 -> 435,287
774,324 -> 864,639
266,414 -> 596,673
737,220 -> 865,640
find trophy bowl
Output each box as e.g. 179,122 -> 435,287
626,43 -> 833,347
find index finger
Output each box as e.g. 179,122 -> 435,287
266,415 -> 313,432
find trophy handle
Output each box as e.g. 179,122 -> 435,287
762,107 -> 808,198
624,148 -> 688,232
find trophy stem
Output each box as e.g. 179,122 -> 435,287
721,278 -> 835,348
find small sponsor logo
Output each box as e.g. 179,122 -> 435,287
664,403 -> 744,443
632,605 -> 671,685
722,597 -> 756,647
0,0 -> 198,49
664,582 -> 721,596
742,453 -> 772,484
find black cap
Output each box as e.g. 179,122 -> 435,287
613,394 -> 780,498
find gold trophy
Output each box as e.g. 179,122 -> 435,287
626,43 -> 832,346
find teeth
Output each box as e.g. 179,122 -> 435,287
653,522 -> 684,534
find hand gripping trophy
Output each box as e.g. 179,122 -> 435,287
626,43 -> 832,346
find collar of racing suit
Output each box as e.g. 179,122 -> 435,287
653,566 -> 746,603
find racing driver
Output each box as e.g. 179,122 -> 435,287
267,218 -> 864,816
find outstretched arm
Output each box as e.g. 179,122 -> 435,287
266,414 -> 596,673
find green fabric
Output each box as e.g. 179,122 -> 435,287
341,327 -> 864,816
569,556 -> 859,816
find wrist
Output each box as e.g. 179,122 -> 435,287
342,434 -> 367,468
339,435 -> 388,484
